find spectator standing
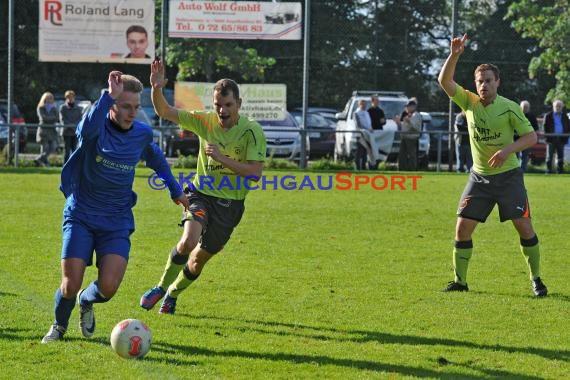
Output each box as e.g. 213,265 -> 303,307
543,99 -> 570,174
367,95 -> 386,130
518,100 -> 539,172
454,111 -> 472,172
35,91 -> 59,167
354,99 -> 373,170
59,90 -> 83,162
396,100 -> 421,171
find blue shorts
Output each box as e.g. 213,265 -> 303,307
61,214 -> 133,266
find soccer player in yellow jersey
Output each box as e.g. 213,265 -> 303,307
140,59 -> 267,313
438,34 -> 547,297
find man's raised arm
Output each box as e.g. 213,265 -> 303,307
438,34 -> 468,97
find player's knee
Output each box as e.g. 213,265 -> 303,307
187,256 -> 207,276
97,282 -> 119,300
178,237 -> 199,255
456,222 -> 476,240
60,279 -> 81,298
187,259 -> 204,275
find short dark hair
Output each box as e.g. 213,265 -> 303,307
475,63 -> 500,80
121,74 -> 143,93
126,25 -> 147,38
213,79 -> 240,100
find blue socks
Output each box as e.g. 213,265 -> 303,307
54,288 -> 75,328
78,281 -> 109,306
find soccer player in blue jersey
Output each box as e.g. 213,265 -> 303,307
41,71 -> 189,343
139,59 -> 266,314
438,34 -> 547,297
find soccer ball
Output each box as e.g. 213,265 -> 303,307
110,319 -> 152,359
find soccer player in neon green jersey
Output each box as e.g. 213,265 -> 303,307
140,59 -> 267,313
438,34 -> 547,297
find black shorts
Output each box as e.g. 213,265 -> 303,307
180,190 -> 245,254
457,168 -> 530,223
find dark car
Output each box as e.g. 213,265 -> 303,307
293,107 -> 339,124
427,112 -> 453,162
528,130 -> 546,165
141,87 -> 175,127
164,128 -> 199,157
140,88 -> 187,156
0,100 -> 27,152
290,110 -> 335,158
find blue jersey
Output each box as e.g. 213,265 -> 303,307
60,91 -> 182,230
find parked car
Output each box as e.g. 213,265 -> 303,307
164,129 -> 199,157
140,87 -> 175,127
140,87 -> 183,155
529,130 -> 547,165
259,110 -> 309,161
290,110 -> 335,158
293,107 -> 339,126
0,99 -> 27,151
427,112 -> 453,162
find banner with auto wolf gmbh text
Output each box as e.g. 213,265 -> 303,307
39,0 -> 155,64
175,82 -> 287,120
169,1 -> 302,40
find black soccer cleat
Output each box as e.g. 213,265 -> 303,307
532,277 -> 548,297
442,281 -> 469,292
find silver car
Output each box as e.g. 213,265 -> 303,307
259,110 -> 309,161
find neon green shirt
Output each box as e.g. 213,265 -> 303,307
178,110 -> 266,200
451,84 -> 533,175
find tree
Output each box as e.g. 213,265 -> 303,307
166,40 -> 276,83
449,1 -> 548,111
507,0 -> 570,105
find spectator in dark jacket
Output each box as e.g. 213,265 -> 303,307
59,90 -> 83,162
543,100 -> 570,174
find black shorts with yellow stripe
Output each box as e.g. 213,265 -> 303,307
180,189 -> 245,254
457,168 -> 530,223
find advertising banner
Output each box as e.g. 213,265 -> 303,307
39,0 -> 155,64
169,1 -> 302,40
175,82 -> 287,120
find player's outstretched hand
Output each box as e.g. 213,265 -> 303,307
450,33 -> 468,56
150,59 -> 168,89
108,71 -> 123,99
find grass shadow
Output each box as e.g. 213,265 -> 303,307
182,314 -> 570,364
151,339 -> 543,380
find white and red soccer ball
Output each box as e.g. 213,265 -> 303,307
110,319 -> 152,359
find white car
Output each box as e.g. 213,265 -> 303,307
259,110 -> 310,161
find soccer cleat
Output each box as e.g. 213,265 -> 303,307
140,286 -> 166,310
532,277 -> 548,297
158,294 -> 177,315
41,324 -> 66,343
442,281 -> 469,292
78,289 -> 96,338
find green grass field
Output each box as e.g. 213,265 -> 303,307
0,168 -> 569,379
